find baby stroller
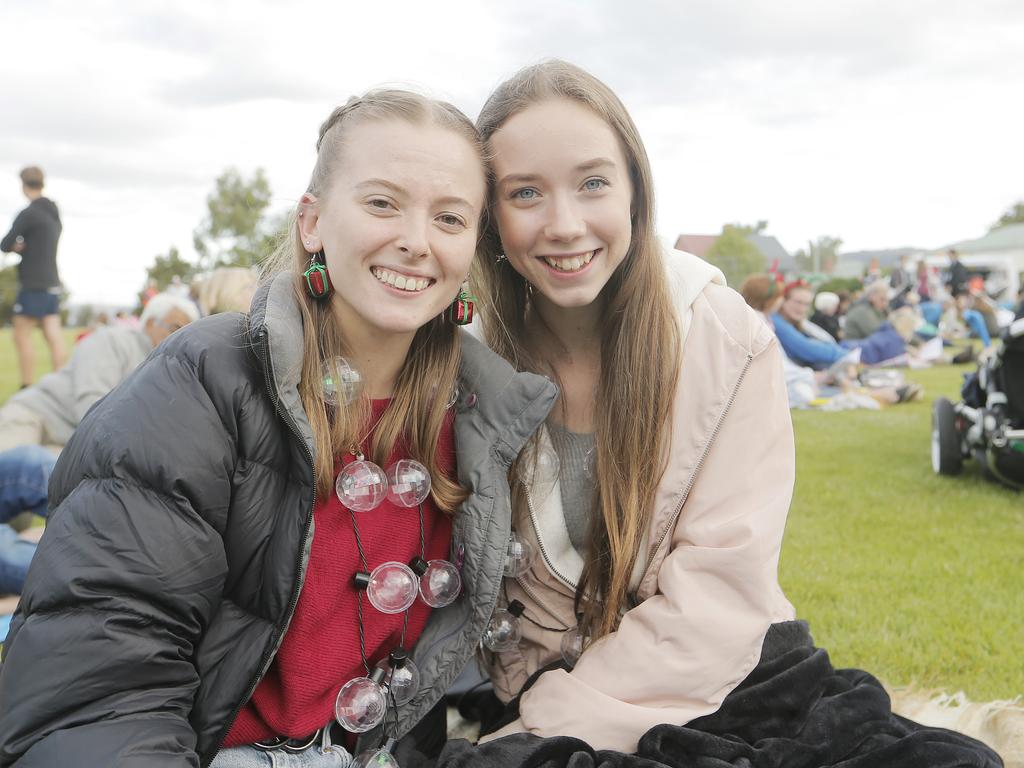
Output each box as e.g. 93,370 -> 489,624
932,317 -> 1024,489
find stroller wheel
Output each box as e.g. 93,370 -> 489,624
932,398 -> 963,475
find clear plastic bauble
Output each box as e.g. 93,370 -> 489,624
334,676 -> 387,733
353,747 -> 400,768
374,655 -> 421,706
521,442 -> 560,502
419,559 -> 461,608
337,460 -> 388,512
560,625 -> 588,666
481,608 -> 522,652
323,357 -> 363,407
367,561 -> 418,614
503,532 -> 535,578
385,459 -> 432,507
536,442 -> 560,478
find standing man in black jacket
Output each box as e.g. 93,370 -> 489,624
945,248 -> 969,298
1,167 -> 65,389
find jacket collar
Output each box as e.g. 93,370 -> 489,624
248,272 -> 556,462
248,272 -> 313,451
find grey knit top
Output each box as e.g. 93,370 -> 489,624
547,420 -> 597,554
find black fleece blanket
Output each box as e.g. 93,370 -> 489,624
401,621 -> 1003,768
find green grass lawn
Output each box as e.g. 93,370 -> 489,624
783,361 -> 1023,701
1,328 -> 1021,700
0,327 -> 81,398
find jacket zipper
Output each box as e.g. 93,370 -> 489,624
514,569 -> 573,628
205,328 -> 317,767
515,355 -> 754,617
521,479 -> 577,590
639,354 -> 753,587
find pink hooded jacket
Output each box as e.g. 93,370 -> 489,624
480,249 -> 797,752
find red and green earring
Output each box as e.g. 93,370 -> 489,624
303,249 -> 332,299
448,281 -> 475,325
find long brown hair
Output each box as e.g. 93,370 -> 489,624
476,61 -> 681,641
263,90 -> 486,512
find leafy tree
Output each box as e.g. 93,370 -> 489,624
816,277 -> 862,295
730,220 -> 769,236
146,246 -> 195,290
992,201 -> 1024,230
132,246 -> 195,314
705,224 -> 765,287
73,304 -> 97,328
793,235 -> 843,275
193,168 -> 274,270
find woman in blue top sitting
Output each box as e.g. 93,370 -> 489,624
772,281 -> 905,369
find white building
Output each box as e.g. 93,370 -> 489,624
926,223 -> 1024,304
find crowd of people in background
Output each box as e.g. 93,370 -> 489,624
740,247 -> 1020,410
0,267 -> 256,603
0,168 -> 260,604
0,52 -> 1012,763
1,158 -> 1017,605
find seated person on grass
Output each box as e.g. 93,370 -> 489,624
0,293 -> 198,453
844,281 -> 890,340
810,291 -> 842,341
0,446 -> 55,598
772,281 -> 906,369
742,275 -> 921,407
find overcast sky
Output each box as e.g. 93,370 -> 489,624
2,0 -> 1023,305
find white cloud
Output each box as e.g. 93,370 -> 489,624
0,0 -> 1021,304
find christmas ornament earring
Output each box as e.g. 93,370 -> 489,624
303,249 -> 332,299
447,280 -> 475,325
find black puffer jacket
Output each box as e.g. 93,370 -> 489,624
0,275 -> 556,766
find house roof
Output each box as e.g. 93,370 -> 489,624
748,234 -> 793,269
674,232 -> 793,269
673,234 -> 717,258
943,223 -> 1024,254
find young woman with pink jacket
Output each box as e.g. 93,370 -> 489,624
459,60 -> 1001,768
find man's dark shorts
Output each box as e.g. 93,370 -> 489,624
13,289 -> 61,318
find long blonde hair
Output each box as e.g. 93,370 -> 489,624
263,90 -> 486,512
476,62 -> 681,641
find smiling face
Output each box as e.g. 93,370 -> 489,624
489,98 -> 634,311
299,118 -> 485,342
780,287 -> 813,324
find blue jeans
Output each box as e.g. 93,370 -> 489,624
211,734 -> 353,767
0,446 -> 56,594
962,309 -> 992,347
920,302 -> 992,347
920,301 -> 943,326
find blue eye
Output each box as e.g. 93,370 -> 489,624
583,178 -> 607,192
512,188 -> 538,201
438,213 -> 465,228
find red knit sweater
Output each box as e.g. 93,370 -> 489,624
224,402 -> 456,746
